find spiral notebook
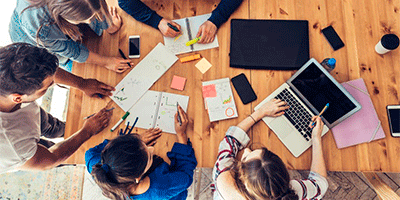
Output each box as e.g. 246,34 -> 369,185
126,90 -> 189,134
331,78 -> 386,149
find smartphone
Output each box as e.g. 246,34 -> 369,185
231,73 -> 257,104
322,26 -> 345,50
387,105 -> 400,137
129,35 -> 140,58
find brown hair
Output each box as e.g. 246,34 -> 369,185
230,148 -> 298,200
26,0 -> 111,41
90,134 -> 164,200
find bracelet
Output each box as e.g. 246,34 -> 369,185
249,115 -> 257,123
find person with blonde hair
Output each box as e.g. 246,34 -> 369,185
9,0 -> 133,97
212,99 -> 329,200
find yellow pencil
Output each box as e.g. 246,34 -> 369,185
311,103 -> 329,127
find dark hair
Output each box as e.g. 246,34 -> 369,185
91,134 -> 164,200
26,0 -> 111,41
231,148 -> 298,200
0,43 -> 58,96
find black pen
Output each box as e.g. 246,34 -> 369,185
177,102 -> 182,126
118,49 -> 132,68
167,23 -> 180,32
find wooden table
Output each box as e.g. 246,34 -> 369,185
65,0 -> 400,172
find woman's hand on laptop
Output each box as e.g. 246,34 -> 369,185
253,99 -> 289,121
310,116 -> 323,140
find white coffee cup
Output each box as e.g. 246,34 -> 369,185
375,34 -> 399,54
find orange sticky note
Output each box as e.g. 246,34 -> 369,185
170,75 -> 187,91
202,84 -> 217,98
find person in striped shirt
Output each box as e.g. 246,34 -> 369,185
212,98 -> 329,200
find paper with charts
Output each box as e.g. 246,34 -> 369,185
111,43 -> 178,111
126,90 -> 189,134
163,13 -> 219,55
202,78 -> 238,122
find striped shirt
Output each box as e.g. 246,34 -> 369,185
212,126 -> 329,200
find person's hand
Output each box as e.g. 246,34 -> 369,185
141,128 -> 162,146
103,56 -> 133,73
252,99 -> 289,120
174,105 -> 189,144
79,78 -> 115,97
106,7 -> 122,34
82,107 -> 113,136
196,20 -> 217,44
309,116 -> 324,140
158,18 -> 181,37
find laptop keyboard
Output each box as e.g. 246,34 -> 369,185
275,89 -> 313,141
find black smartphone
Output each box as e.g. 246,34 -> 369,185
129,35 -> 140,58
322,26 -> 345,50
387,105 -> 400,137
231,73 -> 257,104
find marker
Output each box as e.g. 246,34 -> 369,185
311,103 -> 329,127
186,37 -> 201,46
83,107 -> 115,120
118,49 -> 132,68
111,112 -> 130,132
167,23 -> 180,32
177,102 -> 182,126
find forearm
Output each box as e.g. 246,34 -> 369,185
310,138 -> 327,177
47,129 -> 92,166
54,67 -> 84,89
85,51 -> 108,66
208,0 -> 243,28
237,110 -> 264,132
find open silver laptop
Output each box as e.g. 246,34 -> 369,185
254,58 -> 361,157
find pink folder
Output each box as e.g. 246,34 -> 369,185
331,78 -> 386,149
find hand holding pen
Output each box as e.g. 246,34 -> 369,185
158,18 -> 181,37
175,104 -> 189,144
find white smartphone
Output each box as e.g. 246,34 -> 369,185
387,105 -> 400,137
129,35 -> 140,58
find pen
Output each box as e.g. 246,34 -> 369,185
83,107 -> 115,120
118,49 -> 132,68
167,23 -> 180,32
111,112 -> 130,132
186,36 -> 201,46
119,117 -> 139,135
311,103 -> 329,127
177,102 -> 182,126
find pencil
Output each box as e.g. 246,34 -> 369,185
118,49 -> 132,68
174,34 -> 182,42
311,103 -> 329,127
83,107 -> 115,120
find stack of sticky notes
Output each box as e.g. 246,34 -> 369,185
170,75 -> 187,91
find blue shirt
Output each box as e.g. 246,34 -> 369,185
85,140 -> 197,200
118,0 -> 244,29
9,0 -> 109,65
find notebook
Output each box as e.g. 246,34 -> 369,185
163,13 -> 219,55
202,78 -> 238,122
331,78 -> 385,149
254,58 -> 361,157
110,43 -> 178,111
126,90 -> 189,134
230,19 -> 309,70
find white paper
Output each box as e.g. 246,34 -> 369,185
164,13 -> 219,55
202,78 -> 238,122
126,91 -> 189,134
155,93 -> 189,134
111,43 -> 178,111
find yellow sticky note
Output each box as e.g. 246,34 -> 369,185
195,58 -> 212,74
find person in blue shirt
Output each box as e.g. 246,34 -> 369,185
118,0 -> 244,44
85,105 -> 197,200
10,0 -> 133,97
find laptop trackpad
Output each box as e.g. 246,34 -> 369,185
271,117 -> 296,139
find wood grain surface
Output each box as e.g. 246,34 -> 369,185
65,0 -> 400,172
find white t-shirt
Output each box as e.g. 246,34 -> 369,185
0,102 -> 40,173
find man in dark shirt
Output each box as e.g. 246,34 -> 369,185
119,0 -> 243,44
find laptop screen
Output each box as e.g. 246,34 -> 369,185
290,63 -> 357,125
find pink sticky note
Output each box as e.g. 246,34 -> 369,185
202,84 -> 217,98
170,75 -> 187,91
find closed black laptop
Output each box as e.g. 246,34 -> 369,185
230,19 -> 309,70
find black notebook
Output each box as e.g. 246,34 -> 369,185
230,19 -> 309,70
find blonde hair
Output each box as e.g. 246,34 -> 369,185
26,0 -> 111,41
